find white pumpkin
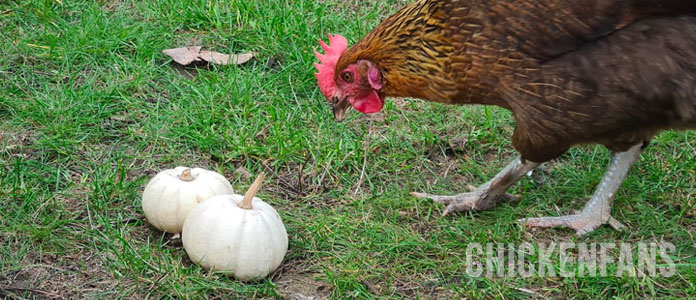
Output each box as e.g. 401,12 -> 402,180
142,167 -> 234,233
182,173 -> 288,281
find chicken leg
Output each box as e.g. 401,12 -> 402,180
411,157 -> 540,216
520,143 -> 642,235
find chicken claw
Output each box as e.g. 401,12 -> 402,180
411,157 -> 539,216
411,185 -> 520,216
520,213 -> 626,236
520,143 -> 642,235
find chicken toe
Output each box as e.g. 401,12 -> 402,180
520,212 -> 626,236
411,186 -> 520,216
520,143 -> 642,235
411,156 -> 539,216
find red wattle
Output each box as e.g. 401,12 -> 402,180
350,91 -> 384,114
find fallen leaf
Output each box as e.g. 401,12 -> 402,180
162,46 -> 202,65
199,50 -> 230,65
229,52 -> 255,64
162,46 -> 255,66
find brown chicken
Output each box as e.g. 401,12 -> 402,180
314,0 -> 696,235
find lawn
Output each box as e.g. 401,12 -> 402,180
1,0 -> 695,299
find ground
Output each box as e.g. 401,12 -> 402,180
1,0 -> 695,299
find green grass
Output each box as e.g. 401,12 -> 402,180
1,0 -> 695,299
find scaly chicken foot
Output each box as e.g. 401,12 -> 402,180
411,157 -> 540,216
520,143 -> 642,235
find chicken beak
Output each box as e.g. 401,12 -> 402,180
332,96 -> 350,122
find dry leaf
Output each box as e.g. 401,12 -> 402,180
199,50 -> 230,65
162,46 -> 255,66
229,52 -> 255,64
162,46 -> 202,65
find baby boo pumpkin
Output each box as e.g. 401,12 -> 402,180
182,173 -> 288,281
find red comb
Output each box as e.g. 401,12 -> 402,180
314,34 -> 348,99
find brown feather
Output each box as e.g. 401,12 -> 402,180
336,0 -> 696,162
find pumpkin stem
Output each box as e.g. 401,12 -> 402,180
239,172 -> 266,209
179,168 -> 194,181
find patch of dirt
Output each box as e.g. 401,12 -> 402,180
268,258 -> 332,300
355,111 -> 386,122
101,0 -> 137,15
399,210 -> 440,236
418,155 -> 471,189
388,273 -> 457,299
425,146 -> 465,166
51,170 -> 94,215
332,0 -> 406,20
274,273 -> 332,300
246,157 -> 347,207
389,97 -> 412,110
1,249 -> 116,299
0,127 -> 39,160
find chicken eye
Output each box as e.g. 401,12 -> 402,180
341,72 -> 353,83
